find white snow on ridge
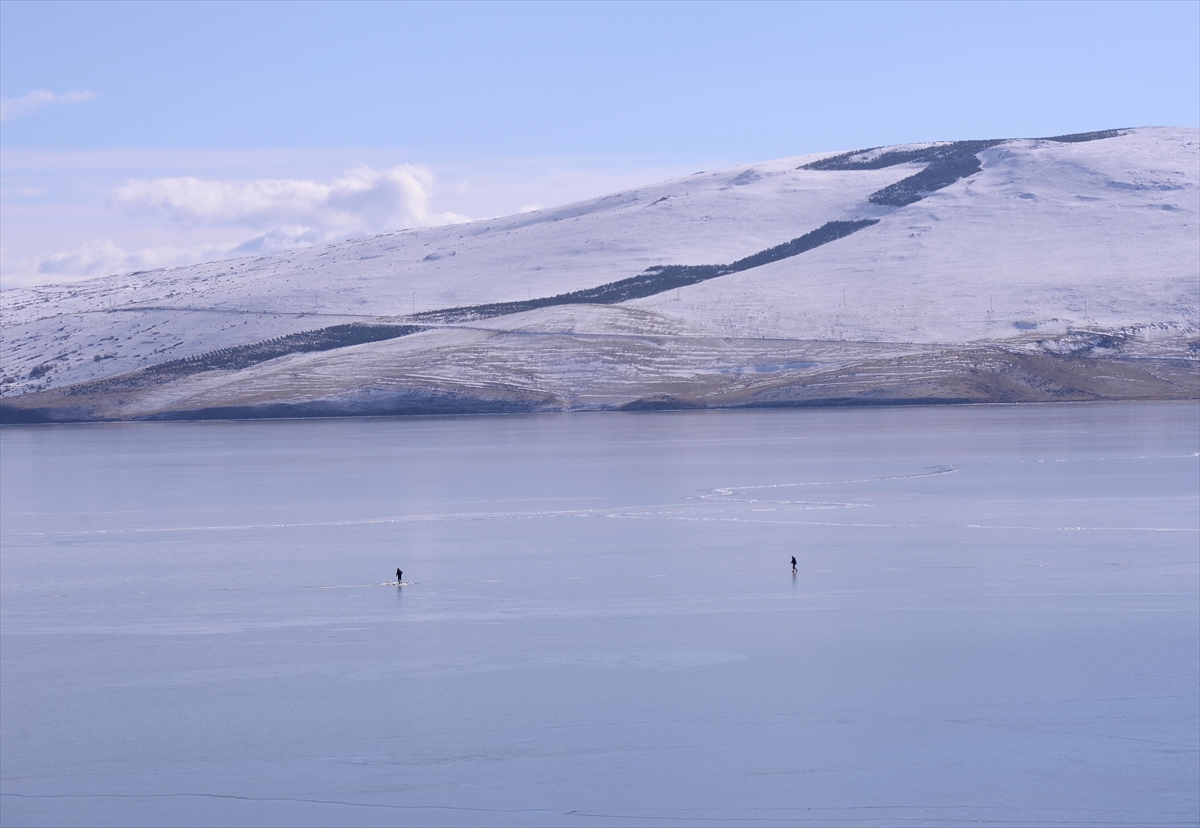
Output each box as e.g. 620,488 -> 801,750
636,132 -> 1199,345
1,152 -> 915,394
2,151 -> 905,321
1,128 -> 1196,399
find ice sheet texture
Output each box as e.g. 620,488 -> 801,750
1,403 -> 1198,827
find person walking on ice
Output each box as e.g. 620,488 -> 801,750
396,568 -> 403,584
790,556 -> 797,575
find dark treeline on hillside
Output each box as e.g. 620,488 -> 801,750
52,219 -> 882,389
804,130 -> 1127,207
142,323 -> 423,377
1042,129 -> 1127,143
803,140 -> 1004,207
31,130 -> 1134,397
63,323 -> 423,395
417,219 -> 879,324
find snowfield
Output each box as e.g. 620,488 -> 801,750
2,127 -> 1197,420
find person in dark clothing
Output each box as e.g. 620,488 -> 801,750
790,556 -> 797,574
396,568 -> 403,584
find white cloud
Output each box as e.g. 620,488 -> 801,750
0,186 -> 48,198
1,151 -> 706,290
0,89 -> 97,122
113,164 -> 468,243
1,164 -> 472,288
0,240 -> 234,289
34,240 -> 232,277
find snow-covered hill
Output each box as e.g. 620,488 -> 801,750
2,127 -> 1197,421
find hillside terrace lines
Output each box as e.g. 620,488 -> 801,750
20,219 -> 883,398
95,306 -> 379,318
2,128 -> 1195,422
0,137 -> 1037,397
6,330 -> 1195,423
2,139 -> 946,398
2,159 -> 913,398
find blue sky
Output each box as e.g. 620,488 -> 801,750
2,0 -> 1198,287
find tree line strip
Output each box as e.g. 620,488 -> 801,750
57,218 -> 882,388
69,129 -> 1127,388
63,323 -> 423,395
65,130 -> 1132,388
801,139 -> 1005,207
801,129 -> 1126,207
414,219 -> 878,324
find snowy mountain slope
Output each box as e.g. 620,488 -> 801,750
2,127 -> 1197,421
21,305 -> 1195,422
633,132 -> 1198,345
0,157 -> 914,394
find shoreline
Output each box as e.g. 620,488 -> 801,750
4,392 -> 1197,428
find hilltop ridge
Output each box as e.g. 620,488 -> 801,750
2,127 -> 1197,422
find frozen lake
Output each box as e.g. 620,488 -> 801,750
1,403 -> 1197,827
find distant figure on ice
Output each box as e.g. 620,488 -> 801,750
791,556 -> 797,575
396,568 -> 403,584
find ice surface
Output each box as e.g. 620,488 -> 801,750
1,403 -> 1198,826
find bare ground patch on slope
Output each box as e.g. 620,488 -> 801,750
6,216 -> 883,411
4,346 -> 1195,424
724,351 -> 1200,408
